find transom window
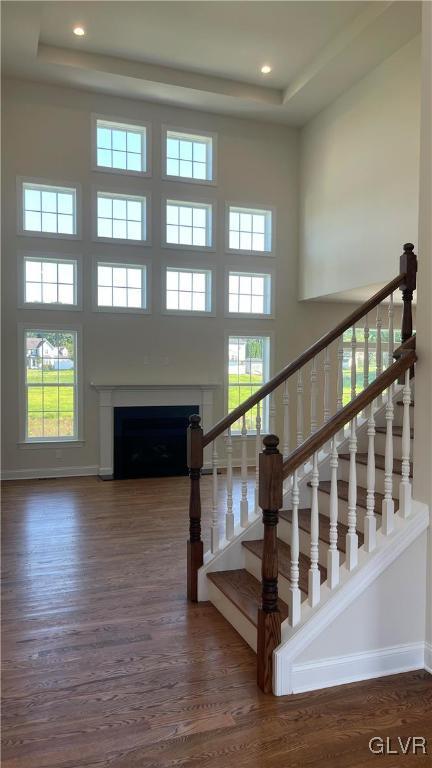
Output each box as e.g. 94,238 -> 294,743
95,118 -> 147,173
166,200 -> 212,248
228,335 -> 270,432
24,257 -> 76,306
22,182 -> 77,236
342,327 -> 402,404
97,263 -> 147,310
228,206 -> 272,253
166,129 -> 213,181
25,330 -> 77,441
96,192 -> 146,241
228,271 -> 272,315
165,268 -> 212,313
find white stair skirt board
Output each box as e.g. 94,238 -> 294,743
1,465 -> 98,480
273,501 -> 429,696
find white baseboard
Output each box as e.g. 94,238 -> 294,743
1,465 -> 98,480
425,642 -> 432,674
291,642 -> 426,694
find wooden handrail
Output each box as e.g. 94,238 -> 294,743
203,272 -> 405,447
282,347 -> 416,480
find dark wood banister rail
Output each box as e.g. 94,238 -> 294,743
203,264 -> 411,448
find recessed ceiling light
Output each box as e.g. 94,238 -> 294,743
73,26 -> 86,37
260,64 -> 272,75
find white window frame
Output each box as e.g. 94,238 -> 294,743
225,203 -> 274,256
162,125 -> 217,185
225,331 -> 272,436
19,323 -> 83,445
93,257 -> 151,315
17,177 -> 81,240
225,267 -> 274,319
92,187 -> 151,246
91,114 -> 151,177
162,198 -> 215,251
18,252 -> 81,311
161,264 -> 215,316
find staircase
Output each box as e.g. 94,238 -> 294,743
186,244 -> 429,694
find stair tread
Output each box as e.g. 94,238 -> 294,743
315,480 -> 390,514
207,568 -> 288,627
242,538 -> 327,588
279,509 -> 364,552
375,426 -> 413,438
396,401 -> 414,407
339,452 -> 413,477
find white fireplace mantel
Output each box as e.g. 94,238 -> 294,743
91,383 -> 219,477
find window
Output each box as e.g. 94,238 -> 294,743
22,182 -> 77,236
165,200 -> 212,248
96,192 -> 147,241
95,117 -> 148,174
228,335 -> 270,432
227,205 -> 272,253
165,128 -> 214,182
341,327 -> 402,404
165,268 -> 212,313
97,263 -> 147,311
227,271 -> 272,315
25,330 -> 77,441
23,257 -> 77,306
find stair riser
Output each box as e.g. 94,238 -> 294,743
207,581 -> 257,651
317,490 -> 370,533
374,432 -> 413,461
244,547 -> 307,604
339,459 -> 401,499
278,517 -> 332,568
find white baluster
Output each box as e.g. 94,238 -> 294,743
364,404 -> 376,552
376,304 -> 383,379
225,428 -> 234,540
382,384 -> 395,535
337,336 -> 344,440
308,452 -> 320,607
296,369 -> 304,447
388,293 -> 394,365
351,325 -> 357,401
282,380 -> 290,459
254,401 -> 261,514
289,470 -> 301,627
323,346 -> 331,424
269,392 -> 276,434
310,357 -> 318,435
210,441 -> 219,553
363,314 -> 369,391
240,415 -> 249,527
346,419 -> 358,570
327,437 -> 339,588
399,370 -> 412,519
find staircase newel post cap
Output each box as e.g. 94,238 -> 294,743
259,434 -> 283,511
263,434 -> 280,453
187,414 -> 203,469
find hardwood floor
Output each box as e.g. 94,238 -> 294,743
2,474 -> 431,768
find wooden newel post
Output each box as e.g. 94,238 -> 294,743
400,243 -> 417,343
187,414 -> 204,602
257,434 -> 283,693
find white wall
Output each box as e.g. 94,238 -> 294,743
299,36 -> 421,300
1,79 -> 357,477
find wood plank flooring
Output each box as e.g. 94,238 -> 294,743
2,475 -> 431,768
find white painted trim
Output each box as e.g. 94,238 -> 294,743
18,251 -> 82,311
17,176 -> 82,240
160,262 -> 215,317
224,265 -> 275,319
91,186 -> 152,246
161,124 -> 217,186
290,642 -> 427,694
425,642 -> 432,674
225,202 -> 275,256
1,465 -> 98,480
91,257 -> 152,315
161,196 -> 216,252
91,113 -> 152,178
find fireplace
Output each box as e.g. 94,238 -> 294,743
113,405 -> 198,479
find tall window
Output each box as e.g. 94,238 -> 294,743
228,335 -> 270,432
24,257 -> 77,306
95,118 -> 147,173
227,205 -> 272,253
342,327 -> 402,404
96,192 -> 146,241
25,330 -> 77,441
165,200 -> 212,248
22,182 -> 77,236
97,263 -> 147,310
165,129 -> 213,181
165,268 -> 212,313
228,271 -> 272,315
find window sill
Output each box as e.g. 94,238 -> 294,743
18,440 -> 85,449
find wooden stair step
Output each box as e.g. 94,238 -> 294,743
207,568 -> 288,627
339,452 -> 413,478
279,509 -> 364,552
314,480 -> 390,515
242,538 -> 327,589
396,400 -> 414,407
375,426 -> 413,438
